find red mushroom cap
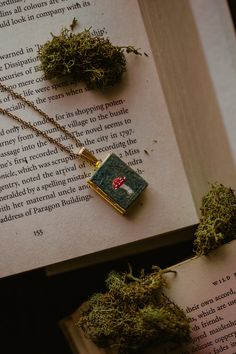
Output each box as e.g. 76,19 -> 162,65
112,176 -> 126,190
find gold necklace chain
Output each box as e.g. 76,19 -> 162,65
0,83 -> 148,214
0,82 -> 83,159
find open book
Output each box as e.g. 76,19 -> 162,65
0,0 -> 235,278
60,239 -> 236,354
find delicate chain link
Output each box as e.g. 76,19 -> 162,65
0,82 -> 83,158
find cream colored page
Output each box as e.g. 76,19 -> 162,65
0,0 -> 197,277
147,241 -> 236,354
190,0 -> 236,168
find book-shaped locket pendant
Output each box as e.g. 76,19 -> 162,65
74,147 -> 148,214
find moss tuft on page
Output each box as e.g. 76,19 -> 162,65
76,265 -> 190,353
38,24 -> 141,90
194,183 -> 236,256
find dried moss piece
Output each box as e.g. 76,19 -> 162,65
38,26 -> 141,90
76,266 -> 190,354
194,183 -> 236,256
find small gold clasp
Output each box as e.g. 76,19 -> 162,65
74,147 -> 101,169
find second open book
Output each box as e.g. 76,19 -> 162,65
60,239 -> 236,354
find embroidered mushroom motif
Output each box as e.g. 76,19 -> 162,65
112,176 -> 134,195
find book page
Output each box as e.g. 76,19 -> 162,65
0,0 -> 198,277
190,0 -> 236,166
156,240 -> 236,354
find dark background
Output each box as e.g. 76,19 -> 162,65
228,0 -> 236,28
1,2 -> 235,353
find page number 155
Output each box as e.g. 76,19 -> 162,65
33,229 -> 44,237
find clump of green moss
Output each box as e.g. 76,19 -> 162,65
76,265 -> 190,353
194,183 -> 236,256
38,25 -> 141,90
